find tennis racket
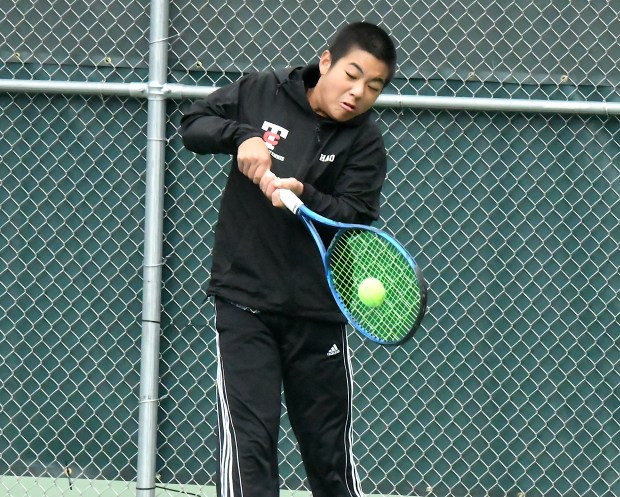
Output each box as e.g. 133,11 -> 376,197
278,188 -> 428,345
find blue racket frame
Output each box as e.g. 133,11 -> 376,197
295,204 -> 428,345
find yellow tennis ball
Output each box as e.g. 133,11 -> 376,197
358,277 -> 385,307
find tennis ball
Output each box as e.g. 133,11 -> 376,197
358,277 -> 385,307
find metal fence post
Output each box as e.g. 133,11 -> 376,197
136,0 -> 170,495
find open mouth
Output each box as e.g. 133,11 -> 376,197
341,102 -> 356,112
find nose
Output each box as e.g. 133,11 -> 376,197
349,80 -> 365,98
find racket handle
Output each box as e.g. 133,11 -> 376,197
279,189 -> 304,215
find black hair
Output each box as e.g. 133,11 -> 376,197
328,22 -> 398,85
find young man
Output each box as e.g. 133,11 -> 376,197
181,22 -> 397,497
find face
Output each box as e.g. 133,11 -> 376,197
309,48 -> 390,122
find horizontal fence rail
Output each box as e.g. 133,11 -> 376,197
2,80 -> 620,116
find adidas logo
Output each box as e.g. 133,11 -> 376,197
327,344 -> 340,356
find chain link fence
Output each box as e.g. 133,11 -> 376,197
1,1 -> 619,496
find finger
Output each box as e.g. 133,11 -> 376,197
247,163 -> 262,184
271,188 -> 284,208
259,170 -> 277,192
239,157 -> 258,178
254,164 -> 274,184
237,158 -> 249,175
273,177 -> 303,196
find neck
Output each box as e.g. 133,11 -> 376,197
306,85 -> 326,118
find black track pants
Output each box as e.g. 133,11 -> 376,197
214,298 -> 364,497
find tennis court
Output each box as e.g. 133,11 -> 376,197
1,1 -> 618,496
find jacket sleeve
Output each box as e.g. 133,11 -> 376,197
299,122 -> 387,225
180,75 -> 264,155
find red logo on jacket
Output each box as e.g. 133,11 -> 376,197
262,121 -> 289,150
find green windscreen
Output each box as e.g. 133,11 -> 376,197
327,229 -> 426,344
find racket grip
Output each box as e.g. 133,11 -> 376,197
279,189 -> 304,215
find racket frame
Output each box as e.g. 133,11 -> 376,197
279,189 -> 427,345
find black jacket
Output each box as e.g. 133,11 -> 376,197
181,65 -> 387,321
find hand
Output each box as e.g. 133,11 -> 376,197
260,173 -> 304,207
237,137 -> 272,184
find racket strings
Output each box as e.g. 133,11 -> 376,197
327,229 -> 424,343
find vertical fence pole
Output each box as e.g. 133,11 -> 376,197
136,0 -> 169,495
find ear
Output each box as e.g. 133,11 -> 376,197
318,50 -> 332,75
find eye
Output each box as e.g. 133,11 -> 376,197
345,71 -> 357,80
368,84 -> 382,93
